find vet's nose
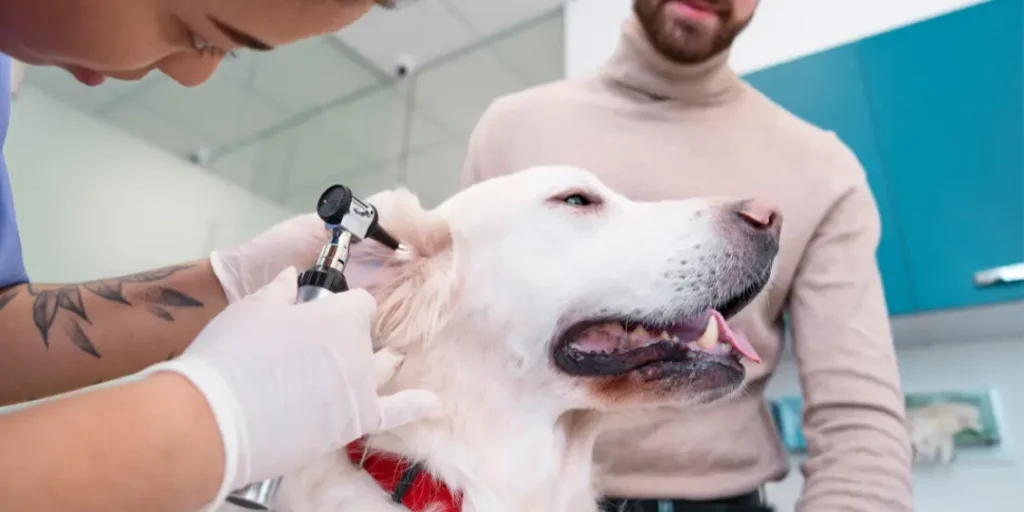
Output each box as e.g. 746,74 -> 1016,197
733,199 -> 782,239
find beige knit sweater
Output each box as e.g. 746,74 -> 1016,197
459,16 -> 913,511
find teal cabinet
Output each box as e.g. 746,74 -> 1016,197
856,0 -> 1024,311
744,0 -> 1024,315
744,47 -> 916,315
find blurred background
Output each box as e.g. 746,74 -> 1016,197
8,2 -> 566,284
17,2 -> 565,212
4,0 -> 1022,510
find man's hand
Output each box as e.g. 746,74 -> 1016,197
147,267 -> 441,500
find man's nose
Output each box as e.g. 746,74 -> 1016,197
733,199 -> 783,240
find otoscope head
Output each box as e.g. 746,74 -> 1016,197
315,184 -> 401,251
317,185 -> 353,226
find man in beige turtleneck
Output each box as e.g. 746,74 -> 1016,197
459,1 -> 913,511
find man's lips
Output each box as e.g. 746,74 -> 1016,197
666,0 -> 720,21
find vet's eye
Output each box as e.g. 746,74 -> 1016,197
563,194 -> 591,207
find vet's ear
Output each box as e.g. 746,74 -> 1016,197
345,188 -> 456,350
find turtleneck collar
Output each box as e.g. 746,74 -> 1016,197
599,15 -> 744,105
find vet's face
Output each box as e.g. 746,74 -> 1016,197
633,0 -> 758,64
0,0 -> 375,87
440,166 -> 780,410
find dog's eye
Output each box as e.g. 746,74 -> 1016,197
563,194 -> 592,207
550,190 -> 602,210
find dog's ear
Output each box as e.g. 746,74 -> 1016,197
345,188 -> 456,352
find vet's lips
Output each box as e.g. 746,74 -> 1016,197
65,66 -> 106,87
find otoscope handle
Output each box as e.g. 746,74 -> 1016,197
296,267 -> 349,299
226,478 -> 282,510
224,267 -> 349,510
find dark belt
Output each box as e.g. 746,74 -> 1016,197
600,490 -> 774,512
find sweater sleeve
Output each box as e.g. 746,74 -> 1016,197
788,137 -> 913,511
459,104 -> 495,190
459,98 -> 519,190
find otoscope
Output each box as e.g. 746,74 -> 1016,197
225,184 -> 401,511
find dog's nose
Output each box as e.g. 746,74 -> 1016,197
733,199 -> 782,239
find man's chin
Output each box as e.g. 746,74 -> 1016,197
651,26 -> 719,63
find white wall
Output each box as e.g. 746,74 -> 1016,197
5,88 -> 294,283
0,89 -> 295,415
564,0 -> 992,78
0,88 -> 295,414
765,337 -> 1024,511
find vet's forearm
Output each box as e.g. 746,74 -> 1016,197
0,260 -> 228,405
0,373 -> 224,512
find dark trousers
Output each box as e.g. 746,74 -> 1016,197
599,490 -> 774,512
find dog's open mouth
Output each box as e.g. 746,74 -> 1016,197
553,309 -> 760,377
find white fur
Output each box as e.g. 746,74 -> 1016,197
262,165 -> 775,512
905,402 -> 982,465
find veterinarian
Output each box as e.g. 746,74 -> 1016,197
0,1 -> 440,511
460,0 -> 913,511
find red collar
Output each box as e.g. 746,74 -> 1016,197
345,439 -> 462,511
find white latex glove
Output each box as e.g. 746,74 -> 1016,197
142,267 -> 441,509
211,213 -> 328,303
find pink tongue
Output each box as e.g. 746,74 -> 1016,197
710,310 -> 761,363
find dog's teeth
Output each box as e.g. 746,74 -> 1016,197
695,316 -> 719,350
632,326 -> 650,338
617,335 -> 630,352
660,330 -> 672,341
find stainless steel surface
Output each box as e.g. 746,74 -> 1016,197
315,229 -> 351,272
297,285 -> 338,303
338,196 -> 378,242
226,477 -> 282,510
974,262 -> 1024,287
332,231 -> 353,272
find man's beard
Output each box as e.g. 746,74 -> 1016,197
633,0 -> 753,64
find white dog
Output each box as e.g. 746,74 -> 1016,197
268,165 -> 780,512
905,401 -> 983,464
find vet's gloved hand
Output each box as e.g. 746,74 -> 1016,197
210,213 -> 328,303
142,268 -> 441,506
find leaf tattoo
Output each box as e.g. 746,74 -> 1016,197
66,321 -> 101,359
83,281 -> 130,306
147,305 -> 175,322
25,264 -> 204,357
143,287 -> 205,308
121,264 -> 194,283
56,288 -> 90,323
0,288 -> 18,312
31,291 -> 59,347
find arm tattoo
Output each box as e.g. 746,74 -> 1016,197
16,264 -> 205,359
0,288 -> 17,312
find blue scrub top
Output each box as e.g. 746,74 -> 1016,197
0,53 -> 29,288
